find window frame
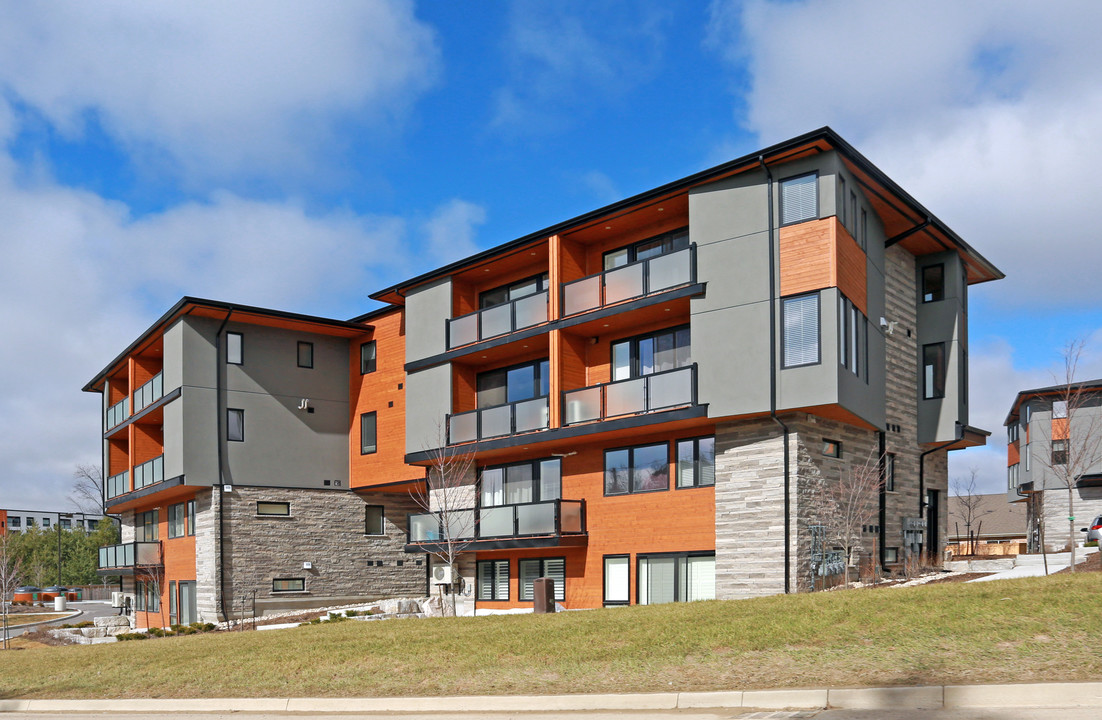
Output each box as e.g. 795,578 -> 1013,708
675,435 -> 716,489
604,442 -> 671,496
136,509 -> 159,542
360,411 -> 378,455
226,331 -> 243,365
479,272 -> 550,310
782,292 -> 821,368
884,453 -> 896,492
602,227 -> 689,270
476,358 -> 550,409
256,501 -> 291,517
822,439 -> 842,458
922,264 -> 945,303
478,457 -> 562,508
838,294 -> 868,381
609,324 -> 691,381
1052,439 -> 1068,466
186,499 -> 196,536
922,342 -> 947,400
779,172 -> 818,226
476,559 -> 510,601
360,340 -> 377,374
272,578 -> 306,593
603,554 -> 630,606
227,408 -> 245,442
838,175 -> 847,227
635,551 -> 716,605
168,502 -> 185,539
518,557 -> 566,602
297,341 -> 314,369
364,504 -> 385,535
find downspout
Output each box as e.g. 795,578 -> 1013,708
759,155 -> 792,594
214,307 -> 234,622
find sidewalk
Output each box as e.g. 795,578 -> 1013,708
2,681 -> 1101,714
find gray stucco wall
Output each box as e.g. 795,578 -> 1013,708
916,251 -> 968,443
404,277 -> 453,363
405,364 -> 453,455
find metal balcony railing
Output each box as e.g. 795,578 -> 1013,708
447,396 -> 549,445
446,290 -> 549,349
132,455 -> 164,491
106,470 -> 130,499
561,245 -> 695,317
407,499 -> 586,543
133,372 -> 163,413
97,541 -> 162,570
106,397 -> 129,429
562,364 -> 696,425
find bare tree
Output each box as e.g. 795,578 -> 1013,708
813,449 -> 884,587
1034,340 -> 1102,572
410,424 -> 477,616
1,531 -> 22,649
950,469 -> 992,556
71,464 -> 105,516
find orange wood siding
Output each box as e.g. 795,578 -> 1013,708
349,309 -> 424,488
1052,417 -> 1069,441
452,364 -> 477,415
108,438 -> 129,478
1008,440 -> 1020,465
779,218 -> 867,315
107,371 -> 128,404
132,494 -> 197,629
560,331 -> 589,392
133,355 -> 161,388
132,422 -> 163,466
0,510 -> 7,534
559,235 -> 587,285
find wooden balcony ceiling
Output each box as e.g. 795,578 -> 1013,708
561,193 -> 688,246
450,239 -> 549,286
562,295 -> 693,339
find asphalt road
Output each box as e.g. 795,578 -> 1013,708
3,600 -> 121,638
0,710 -> 1098,719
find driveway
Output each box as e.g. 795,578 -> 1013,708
4,601 -> 122,638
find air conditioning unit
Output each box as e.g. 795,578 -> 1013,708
431,565 -> 454,585
111,591 -> 124,608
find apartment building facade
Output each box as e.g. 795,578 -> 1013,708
0,510 -> 104,534
86,128 -> 1001,621
1005,380 -> 1102,553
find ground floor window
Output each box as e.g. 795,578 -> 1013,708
518,557 -> 565,601
476,559 -> 509,600
603,555 -> 630,605
273,578 -> 305,593
637,552 -> 714,605
134,579 -> 160,612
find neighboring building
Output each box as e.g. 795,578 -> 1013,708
0,509 -> 105,534
86,127 -> 1002,621
946,493 -> 1026,556
1005,380 -> 1102,553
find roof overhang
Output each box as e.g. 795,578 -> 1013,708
1004,379 -> 1102,426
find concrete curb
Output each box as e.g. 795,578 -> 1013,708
2,609 -> 82,633
2,682 -> 1101,713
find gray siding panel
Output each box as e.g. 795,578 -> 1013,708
405,278 -> 453,363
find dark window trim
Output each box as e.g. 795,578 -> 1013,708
1052,439 -> 1068,466
675,435 -> 716,489
226,331 -> 244,365
476,559 -> 510,601
602,553 -> 630,606
186,499 -> 196,537
477,457 -> 561,508
822,439 -> 842,458
272,577 -> 306,593
167,502 -> 185,539
781,291 -> 821,369
256,501 -> 291,517
602,226 -> 689,268
297,341 -> 314,369
779,171 -> 819,227
609,323 -> 691,380
518,556 -> 566,602
922,263 -> 946,304
635,550 -> 716,605
360,340 -> 377,374
364,504 -> 385,535
923,342 -> 947,400
838,175 -> 847,227
603,442 -> 671,497
227,408 -> 245,442
884,453 -> 896,492
479,272 -> 550,310
476,357 -> 550,408
360,411 -> 378,455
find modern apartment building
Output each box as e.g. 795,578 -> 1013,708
0,510 -> 104,534
86,127 -> 1001,622
1005,380 -> 1102,553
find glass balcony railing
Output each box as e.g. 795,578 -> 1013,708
447,396 -> 549,444
133,372 -> 163,413
97,541 -> 162,570
446,290 -> 549,349
106,397 -> 129,429
407,499 -> 586,543
561,245 -> 695,317
562,364 -> 696,425
106,470 -> 130,499
132,455 -> 164,491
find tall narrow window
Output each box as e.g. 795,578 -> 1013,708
360,411 -> 377,454
884,453 -> 896,492
604,555 -> 630,605
227,408 -> 245,442
477,559 -> 509,600
360,341 -> 377,374
923,343 -> 946,399
849,191 -> 857,234
783,293 -> 819,368
297,341 -> 314,368
186,499 -> 196,536
922,265 -> 945,303
364,505 -> 384,535
676,436 -> 715,488
1052,439 -> 1068,465
780,173 -> 817,225
838,176 -> 847,227
226,332 -> 243,364
860,208 -> 868,251
168,503 -> 185,538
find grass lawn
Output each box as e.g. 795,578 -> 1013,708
1,573 -> 1100,699
2,613 -> 70,629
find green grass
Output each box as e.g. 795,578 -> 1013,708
2,574 -> 1101,699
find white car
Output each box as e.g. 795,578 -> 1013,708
1081,515 -> 1102,544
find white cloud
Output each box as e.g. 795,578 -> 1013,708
0,0 -> 439,184
421,199 -> 487,267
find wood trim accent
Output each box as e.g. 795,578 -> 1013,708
778,218 -> 867,315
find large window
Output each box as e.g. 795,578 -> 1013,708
477,359 -> 549,408
168,503 -> 185,539
135,580 -> 159,612
226,332 -> 243,365
365,505 -> 385,535
610,326 -> 690,381
676,437 -> 715,488
603,555 -> 630,606
923,343 -> 946,399
480,458 -> 561,507
297,341 -> 314,368
519,557 -> 565,601
360,412 -> 377,454
922,265 -> 944,303
480,273 -> 549,309
780,172 -> 817,225
1008,463 -> 1020,490
227,408 -> 245,442
637,553 -> 715,605
477,559 -> 509,600
136,510 -> 158,542
603,228 -> 689,270
839,295 -> 867,380
605,443 -> 669,495
360,341 -> 377,374
783,293 -> 819,368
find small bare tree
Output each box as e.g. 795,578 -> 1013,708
410,423 -> 477,616
813,448 -> 884,587
1034,340 -> 1102,572
951,469 -> 992,556
71,464 -> 105,516
1,531 -> 23,649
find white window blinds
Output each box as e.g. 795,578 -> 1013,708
781,173 -> 817,224
783,294 -> 819,367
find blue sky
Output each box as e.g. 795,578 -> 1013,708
2,0 -> 1101,511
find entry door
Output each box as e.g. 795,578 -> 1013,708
178,581 -> 197,625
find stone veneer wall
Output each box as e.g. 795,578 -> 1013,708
212,486 -> 425,617
1040,486 -> 1102,552
194,488 -> 219,622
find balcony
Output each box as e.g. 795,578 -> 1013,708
106,470 -> 130,499
562,245 -> 695,317
106,397 -> 129,430
447,396 -> 549,445
407,499 -> 586,550
447,290 -> 549,350
132,455 -> 165,491
562,364 -> 697,425
97,541 -> 162,573
133,372 -> 163,414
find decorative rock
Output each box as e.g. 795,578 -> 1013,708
80,628 -> 107,638
94,615 -> 130,628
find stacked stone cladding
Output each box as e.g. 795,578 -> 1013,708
193,488 -> 218,621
